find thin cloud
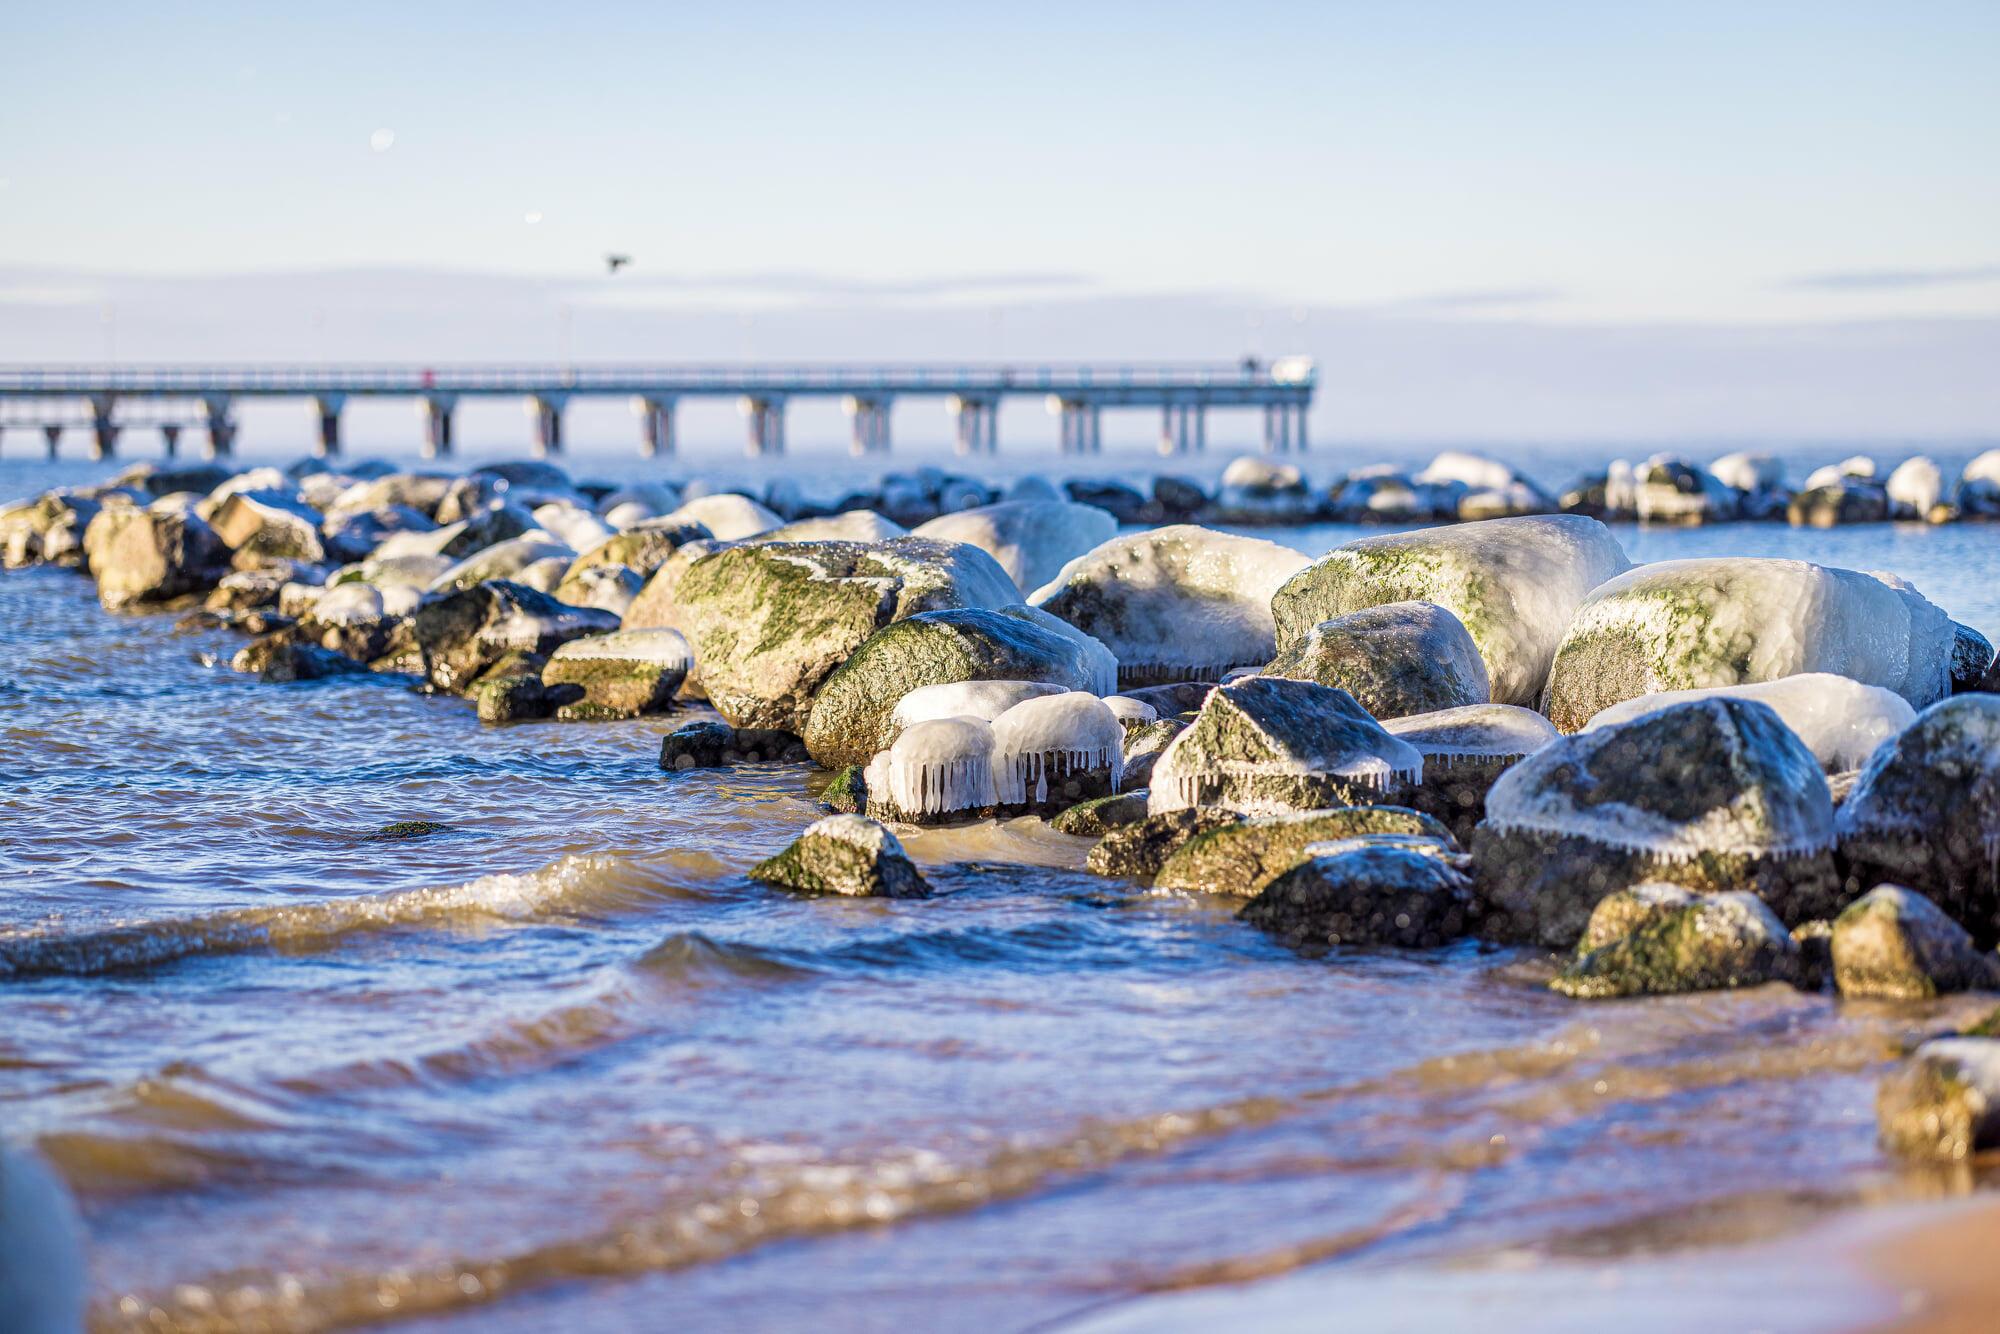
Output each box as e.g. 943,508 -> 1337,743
1385,286 -> 1567,312
1781,264 -> 2000,292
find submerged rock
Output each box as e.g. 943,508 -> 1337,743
1085,807 -> 1244,880
659,718 -> 809,768
1147,677 -> 1423,817
1152,806 -> 1456,896
1580,673 -> 1917,773
230,634 -> 370,684
1836,696 -> 2000,941
1050,791 -> 1151,837
412,580 -> 620,694
676,537 -> 1018,735
1272,515 -> 1630,707
803,606 -> 1114,769
1029,525 -> 1309,687
1552,889 -> 1800,999
1261,601 -> 1490,719
1240,839 -> 1476,950
541,629 -> 692,720
914,500 -> 1118,594
1877,1038 -> 2000,1160
82,506 -> 230,608
1542,558 -> 1955,730
750,815 -> 930,898
1830,885 -> 2000,1000
1472,698 -> 1841,946
1380,704 -> 1560,843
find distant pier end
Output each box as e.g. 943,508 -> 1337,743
0,359 -> 1315,461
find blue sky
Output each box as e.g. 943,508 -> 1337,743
1,1 -> 1995,442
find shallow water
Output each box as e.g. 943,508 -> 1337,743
4,451 -> 1999,1331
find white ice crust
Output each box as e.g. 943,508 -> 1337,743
991,691 -> 1125,805
1382,704 -> 1560,762
661,493 -> 783,541
1581,673 -> 1915,772
914,500 -> 1118,595
874,717 -> 999,816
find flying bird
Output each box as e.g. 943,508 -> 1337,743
605,254 -> 631,275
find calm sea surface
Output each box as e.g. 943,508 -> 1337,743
3,446 -> 1997,1331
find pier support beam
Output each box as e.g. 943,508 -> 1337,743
740,396 -> 785,456
1159,402 -> 1203,456
88,394 -> 119,460
949,396 -> 997,455
419,395 -> 457,459
1263,402 -> 1308,455
525,394 -> 567,457
311,394 -> 345,458
843,396 -> 892,455
160,424 -> 181,459
44,425 -> 62,459
203,395 -> 236,459
1052,398 -> 1101,455
631,396 -> 676,458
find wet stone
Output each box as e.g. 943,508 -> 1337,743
1830,885 -> 2000,1000
1152,806 -> 1457,897
1050,791 -> 1151,837
1552,890 -> 1800,999
1084,807 -> 1244,881
1239,839 -> 1476,951
1877,1038 -> 2000,1160
659,719 -> 810,769
749,815 -> 931,899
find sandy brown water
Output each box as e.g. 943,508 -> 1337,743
4,452 -> 2000,1331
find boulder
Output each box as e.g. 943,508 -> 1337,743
1472,698 -> 1842,947
293,580 -> 416,662
1552,890 -> 1800,999
1886,456 -> 1948,521
326,473 -> 455,520
321,504 -> 434,563
1085,807 -> 1244,880
1050,791 -> 1151,837
1273,516 -> 1630,707
757,511 -> 909,544
1580,673 -> 1916,773
412,580 -> 620,693
659,719 -> 810,769
553,563 -> 644,616
1207,458 -> 1321,524
1952,623 -> 1996,694
989,691 -> 1125,813
1152,806 -> 1456,896
677,537 -> 1019,735
540,629 -> 692,720
0,491 -> 101,569
1261,601 -> 1490,719
802,606 -> 1115,768
429,536 -> 576,595
1119,717 -> 1185,789
664,493 -> 783,541
1542,558 -> 1956,730
1876,1038 -> 2000,1160
230,634 -> 369,684
209,491 -> 327,564
564,520 -> 712,582
1062,478 -> 1150,524
749,815 -> 930,898
914,500 -> 1118,594
1378,704 -> 1560,843
1788,480 -> 1889,527
1120,682 -> 1216,717
82,506 -> 229,608
1029,525 -> 1310,686
1240,839 -> 1476,950
1831,885 -> 2000,1000
1836,696 -> 2000,941
1146,677 -> 1424,817
469,651 -> 576,723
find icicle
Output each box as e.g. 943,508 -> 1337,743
991,693 -> 1124,806
880,717 -> 997,817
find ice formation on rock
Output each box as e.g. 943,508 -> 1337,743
1543,557 -> 1957,729
1581,673 -> 1916,772
997,604 -> 1120,696
1806,455 -> 1877,489
531,502 -> 615,552
888,680 -> 1068,741
866,717 -> 998,818
1102,695 -> 1159,724
1414,450 -> 1536,494
596,482 -> 682,522
756,511 -> 909,544
1885,457 -> 1947,518
1709,452 -> 1785,495
1838,695 -> 2000,853
1382,704 -> 1559,766
1030,525 -> 1310,686
1272,515 -> 1630,707
990,692 -> 1125,806
662,493 -> 783,541
915,500 -> 1118,595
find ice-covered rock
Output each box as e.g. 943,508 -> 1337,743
1381,704 -> 1560,842
1262,601 -> 1489,719
0,490 -> 102,569
210,490 -> 327,564
412,580 -> 620,693
1552,889 -> 1799,999
863,717 -> 999,824
674,537 -> 1019,734
1415,451 -> 1535,494
756,510 -> 909,544
990,691 -> 1124,810
596,482 -> 682,521
1273,515 -> 1629,707
660,719 -> 809,768
1581,673 -> 1916,772
1207,457 -> 1319,523
1956,449 -> 2000,518
331,552 -> 452,593
1102,695 -> 1159,725
540,629 -> 692,720
1006,474 -> 1062,503
1611,456 -> 1739,525
554,563 -> 644,617
1886,456 -> 1948,521
1239,838 -> 1476,950
1050,790 -> 1151,837
803,606 -> 1115,768
1836,696 -> 2000,940
1710,452 -> 1785,496
1030,525 -> 1310,687
885,680 -> 1069,747
429,536 -> 576,594
914,500 -> 1118,594
1062,478 -> 1149,524
662,493 -> 783,541
1877,1037 -> 2000,1160
1472,698 -> 1841,946
750,814 -> 930,898
1830,885 -> 2000,999
1152,806 -> 1455,896
1805,455 -> 1877,489
1542,557 -> 1956,730
1329,472 -> 1439,524
530,502 -> 615,553
82,505 -> 230,608
1147,677 -> 1424,817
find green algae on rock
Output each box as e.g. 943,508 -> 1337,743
1050,790 -> 1151,837
1239,839 -> 1475,950
1085,807 -> 1244,880
541,629 -> 692,720
1831,884 -> 2000,1000
1877,1038 -> 2000,1160
1260,601 -> 1490,720
413,580 -> 619,695
749,815 -> 931,899
1553,888 -> 1800,999
1152,806 -> 1456,897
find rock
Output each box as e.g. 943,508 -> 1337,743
1085,807 -> 1244,880
204,569 -> 288,613
1710,452 -> 1791,517
553,563 -> 644,617
1608,456 -> 1739,525
1030,525 -> 1309,687
209,491 -> 327,564
470,651 -> 576,723
1120,682 -> 1216,717
664,493 -> 783,541
429,536 -> 576,595
1876,1038 -> 2000,1159
412,580 -> 620,693
1886,456 -> 1948,520
1050,791 -> 1151,837
756,511 -> 908,544
564,521 -> 712,582
1952,623 -> 1996,694
1147,677 -> 1423,817
861,717 -> 1000,825
802,606 -> 1115,768
1830,885 -> 2000,999
988,691 -> 1125,813
1543,558 -> 1957,730
1956,449 -> 2000,519
320,504 -> 434,563
914,500 -> 1118,594
620,537 -> 728,632
1153,806 -> 1456,896
1580,673 -> 1917,773
658,718 -> 809,769
365,820 -> 453,841
1573,882 -> 1700,952
330,552 -> 452,593
539,629 -> 692,720
677,537 -> 1018,735
1119,717 -> 1185,790
1836,697 -> 2000,941
530,502 -> 614,553
749,815 -> 930,898
1063,478 -> 1150,524
230,635 -> 369,683
1330,472 -> 1443,524
1788,480 -> 1888,527
1472,698 -> 1842,947
1207,458 -> 1321,524
294,581 -> 414,662
427,502 -> 540,561
114,462 -> 234,498
1261,601 -> 1490,719
1152,475 -> 1209,517
326,472 -> 455,521
1375,704 -> 1560,844
82,506 -> 230,608
819,764 -> 867,812
1240,840 -> 1476,950
1552,890 -> 1800,999
1273,516 -> 1630,707
0,491 -> 101,569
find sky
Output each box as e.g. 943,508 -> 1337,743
1,0 -> 1996,448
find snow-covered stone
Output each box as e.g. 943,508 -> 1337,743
662,493 -> 783,541
915,500 -> 1117,594
1262,601 -> 1489,719
991,691 -> 1124,809
1886,456 -> 1949,520
1582,673 -> 1916,772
